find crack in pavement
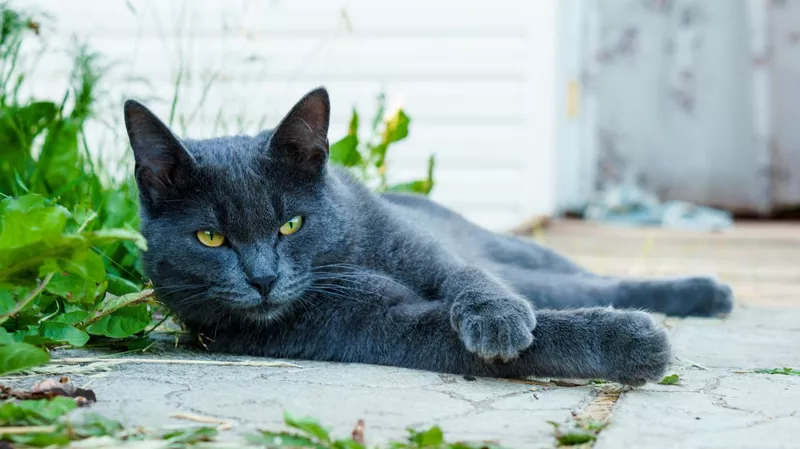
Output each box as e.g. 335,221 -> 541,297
551,385 -> 624,448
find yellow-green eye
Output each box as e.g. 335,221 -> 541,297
196,230 -> 225,247
279,216 -> 304,235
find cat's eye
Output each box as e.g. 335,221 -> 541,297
279,216 -> 304,236
196,230 -> 225,247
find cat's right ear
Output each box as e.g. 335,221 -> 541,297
123,100 -> 196,202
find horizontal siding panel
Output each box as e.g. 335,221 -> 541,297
21,0 -> 555,231
110,84 -> 528,126
30,36 -> 527,81
80,118 -> 529,163
28,0 -> 536,37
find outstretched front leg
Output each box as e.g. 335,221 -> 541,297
222,288 -> 672,386
367,229 -> 538,362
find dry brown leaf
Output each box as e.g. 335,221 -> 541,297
1,377 -> 96,405
351,419 -> 366,445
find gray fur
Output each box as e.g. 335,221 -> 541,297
123,87 -> 733,386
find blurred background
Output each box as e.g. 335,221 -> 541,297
16,0 -> 800,232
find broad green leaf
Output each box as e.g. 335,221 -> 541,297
284,412 -> 331,444
8,431 -> 71,446
330,109 -> 361,168
45,271 -> 97,302
245,431 -> 324,448
100,190 -> 139,229
39,321 -> 90,346
0,237 -> 83,276
330,134 -> 361,167
408,426 -> 444,447
0,396 -> 76,426
1,194 -> 51,213
0,327 -> 14,344
35,117 -> 83,193
52,309 -> 91,325
85,304 -> 150,338
382,109 -> 410,144
0,195 -> 70,249
105,274 -> 141,295
21,325 -> 57,346
62,248 -> 106,283
0,341 -> 50,375
0,287 -> 15,314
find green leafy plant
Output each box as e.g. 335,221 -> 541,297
0,403 -> 510,448
0,194 -> 149,375
0,5 -> 151,375
330,93 -> 435,195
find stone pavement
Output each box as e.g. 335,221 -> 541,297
3,305 -> 798,449
4,221 -> 799,448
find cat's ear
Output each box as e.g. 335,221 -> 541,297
123,99 -> 196,200
268,87 -> 330,173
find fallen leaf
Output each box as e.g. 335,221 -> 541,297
1,377 -> 96,405
754,367 -> 800,376
351,419 -> 365,445
658,374 -> 680,385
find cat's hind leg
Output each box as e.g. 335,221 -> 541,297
496,265 -> 733,317
482,233 -> 589,274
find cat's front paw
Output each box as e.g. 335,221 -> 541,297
599,310 -> 671,386
450,296 -> 536,361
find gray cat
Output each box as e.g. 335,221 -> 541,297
124,87 -> 732,386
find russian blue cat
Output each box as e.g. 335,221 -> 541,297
124,87 -> 733,385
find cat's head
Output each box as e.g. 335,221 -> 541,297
124,87 -> 347,325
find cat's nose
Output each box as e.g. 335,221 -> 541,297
249,275 -> 277,297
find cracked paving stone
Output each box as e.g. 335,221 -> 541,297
433,409 -> 563,449
595,390 -> 800,449
596,307 -> 800,449
670,307 -> 800,369
4,307 -> 797,448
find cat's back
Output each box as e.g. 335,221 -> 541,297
378,191 -> 491,254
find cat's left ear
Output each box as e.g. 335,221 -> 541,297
123,99 -> 197,203
268,87 -> 330,173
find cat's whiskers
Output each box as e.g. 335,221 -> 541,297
152,283 -> 207,298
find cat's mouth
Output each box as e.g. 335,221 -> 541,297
226,287 -> 303,321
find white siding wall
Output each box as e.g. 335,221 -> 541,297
24,0 -> 557,231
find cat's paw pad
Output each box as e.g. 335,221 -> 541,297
451,297 -> 536,361
600,310 -> 671,386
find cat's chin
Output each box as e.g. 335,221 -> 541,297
233,296 -> 299,324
